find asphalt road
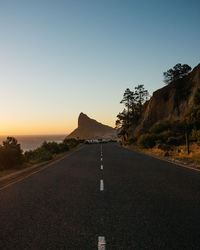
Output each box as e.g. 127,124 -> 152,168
0,143 -> 200,249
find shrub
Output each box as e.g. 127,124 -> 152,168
24,148 -> 53,164
137,134 -> 156,148
150,121 -> 172,134
0,137 -> 23,170
127,137 -> 137,145
58,143 -> 69,153
63,138 -> 79,149
156,130 -> 172,143
157,144 -> 172,151
150,120 -> 185,138
167,136 -> 184,146
41,141 -> 60,155
167,137 -> 178,146
191,129 -> 200,141
24,138 -> 80,164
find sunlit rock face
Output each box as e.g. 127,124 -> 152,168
133,64 -> 200,136
67,113 -> 117,140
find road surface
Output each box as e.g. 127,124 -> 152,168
0,143 -> 200,249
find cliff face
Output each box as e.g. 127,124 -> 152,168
67,113 -> 117,139
133,64 -> 200,136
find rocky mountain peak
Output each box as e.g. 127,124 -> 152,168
78,112 -> 90,127
68,113 -> 117,140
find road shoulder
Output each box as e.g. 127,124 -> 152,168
0,144 -> 83,190
123,145 -> 200,172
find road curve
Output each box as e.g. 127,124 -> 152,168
0,143 -> 200,249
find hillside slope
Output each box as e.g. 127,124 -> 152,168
133,64 -> 200,136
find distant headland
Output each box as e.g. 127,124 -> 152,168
67,112 -> 117,140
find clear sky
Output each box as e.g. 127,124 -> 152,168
0,0 -> 199,135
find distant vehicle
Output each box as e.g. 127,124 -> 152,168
85,139 -> 108,144
85,140 -> 98,144
101,139 -> 108,143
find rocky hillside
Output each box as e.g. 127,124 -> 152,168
67,113 -> 117,139
133,63 -> 200,136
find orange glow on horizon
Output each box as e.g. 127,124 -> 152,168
0,112 -> 116,136
0,123 -> 75,136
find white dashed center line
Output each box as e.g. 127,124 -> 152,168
100,179 -> 104,191
98,236 -> 106,250
98,145 -> 106,248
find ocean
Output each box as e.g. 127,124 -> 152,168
0,135 -> 67,152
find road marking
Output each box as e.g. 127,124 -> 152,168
100,179 -> 104,191
98,236 -> 106,250
101,164 -> 103,170
101,157 -> 103,161
100,144 -> 103,156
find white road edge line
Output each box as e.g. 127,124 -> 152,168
101,164 -> 103,170
100,179 -> 104,191
98,236 -> 106,250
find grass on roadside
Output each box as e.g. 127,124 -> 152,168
127,143 -> 200,167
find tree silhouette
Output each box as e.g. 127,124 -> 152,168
116,84 -> 149,141
163,63 -> 191,84
120,88 -> 133,127
134,84 -> 149,115
0,137 -> 23,169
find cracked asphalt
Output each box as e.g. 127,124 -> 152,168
0,143 -> 200,249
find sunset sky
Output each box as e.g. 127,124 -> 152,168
0,0 -> 199,135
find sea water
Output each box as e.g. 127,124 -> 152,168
0,135 -> 67,152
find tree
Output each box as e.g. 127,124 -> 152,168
133,84 -> 149,115
163,63 -> 191,84
116,109 -> 128,129
120,88 -> 133,127
116,85 -> 150,143
0,137 -> 23,169
2,137 -> 22,155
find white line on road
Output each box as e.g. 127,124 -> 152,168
101,164 -> 103,170
100,179 -> 104,191
101,157 -> 103,161
100,145 -> 103,156
98,236 -> 106,250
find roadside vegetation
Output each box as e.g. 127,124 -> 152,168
0,137 -> 24,171
116,63 -> 200,166
0,137 -> 82,174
